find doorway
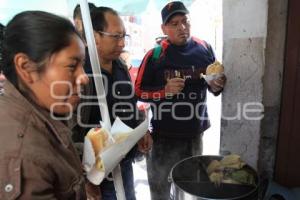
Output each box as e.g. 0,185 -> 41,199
275,0 -> 300,187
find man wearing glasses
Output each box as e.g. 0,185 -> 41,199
135,1 -> 226,199
74,6 -> 152,200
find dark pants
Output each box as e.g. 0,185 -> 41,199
100,159 -> 136,200
146,132 -> 203,200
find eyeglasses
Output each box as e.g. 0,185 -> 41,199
97,31 -> 130,41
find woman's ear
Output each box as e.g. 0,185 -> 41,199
14,53 -> 38,85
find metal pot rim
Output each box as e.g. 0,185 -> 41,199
169,155 -> 259,200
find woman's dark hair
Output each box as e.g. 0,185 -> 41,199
2,11 -> 82,87
91,7 -> 119,32
0,23 -> 5,71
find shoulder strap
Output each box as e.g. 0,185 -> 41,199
152,45 -> 162,61
151,39 -> 169,61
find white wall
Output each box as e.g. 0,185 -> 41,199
223,0 -> 268,40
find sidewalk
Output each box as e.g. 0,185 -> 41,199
133,158 -> 151,200
133,93 -> 221,199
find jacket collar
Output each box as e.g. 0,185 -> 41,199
3,81 -> 71,148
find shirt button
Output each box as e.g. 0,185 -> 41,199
4,184 -> 13,192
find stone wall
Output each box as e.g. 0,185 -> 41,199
222,0 -> 268,168
222,0 -> 288,177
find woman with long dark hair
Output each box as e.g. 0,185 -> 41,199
0,11 -> 89,199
